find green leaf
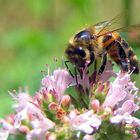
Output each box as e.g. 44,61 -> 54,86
8,134 -> 25,140
95,120 -> 133,140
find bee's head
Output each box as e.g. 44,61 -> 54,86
65,44 -> 94,68
65,30 -> 96,68
74,30 -> 96,44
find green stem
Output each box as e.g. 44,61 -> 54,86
79,132 -> 85,140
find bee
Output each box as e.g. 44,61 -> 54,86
65,18 -> 140,77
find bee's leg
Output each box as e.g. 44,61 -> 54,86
74,66 -> 79,85
116,41 -> 129,72
64,60 -> 74,77
98,52 -> 107,75
94,59 -> 97,72
91,59 -> 97,82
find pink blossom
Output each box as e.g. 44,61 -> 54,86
9,91 -> 33,112
26,118 -> 55,140
90,99 -> 100,112
10,92 -> 43,127
14,108 -> 28,128
69,110 -> 101,134
41,69 -> 75,101
101,71 -> 140,130
83,135 -> 95,140
103,72 -> 138,108
115,100 -> 138,115
60,95 -> 71,107
1,63 -> 140,139
0,119 -> 17,135
110,113 -> 140,126
10,90 -> 55,138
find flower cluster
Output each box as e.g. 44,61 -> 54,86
0,61 -> 140,140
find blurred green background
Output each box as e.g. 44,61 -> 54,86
0,0 -> 140,117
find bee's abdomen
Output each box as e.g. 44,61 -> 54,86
103,33 -> 139,74
103,33 -> 121,64
121,39 -> 139,73
105,41 -> 121,64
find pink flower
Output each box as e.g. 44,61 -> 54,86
26,118 -> 55,140
83,135 -> 95,140
101,71 -> 140,128
1,63 -> 140,139
110,113 -> 140,126
10,92 -> 42,127
0,119 -> 17,135
14,108 -> 28,128
103,72 -> 138,108
115,100 -> 138,115
69,110 -> 101,134
9,90 -> 55,138
41,69 -> 76,101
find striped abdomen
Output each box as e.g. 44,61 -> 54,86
102,32 -> 139,74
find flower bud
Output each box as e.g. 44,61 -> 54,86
96,84 -> 105,93
46,133 -> 56,140
19,125 -> 30,134
49,102 -> 58,111
61,95 -> 71,107
102,107 -> 112,118
5,114 -> 14,124
91,99 -> 100,112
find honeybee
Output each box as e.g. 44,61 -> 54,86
65,18 -> 140,76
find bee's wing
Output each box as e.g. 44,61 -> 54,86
92,13 -> 140,38
110,24 -> 140,32
93,13 -> 140,38
96,24 -> 140,38
94,14 -> 123,35
94,20 -> 112,33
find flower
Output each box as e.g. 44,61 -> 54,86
115,100 -> 138,115
60,95 -> 71,107
0,118 -> 17,135
103,72 -> 138,108
1,65 -> 140,140
8,90 -> 55,139
83,135 -> 95,140
26,118 -> 55,140
41,69 -> 76,101
69,110 -> 101,134
100,71 -> 140,139
110,113 -> 140,126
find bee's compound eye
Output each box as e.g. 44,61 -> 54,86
75,47 -> 86,57
75,31 -> 91,41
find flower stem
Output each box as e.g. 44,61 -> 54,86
79,132 -> 85,140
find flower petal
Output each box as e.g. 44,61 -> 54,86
41,69 -> 75,101
121,100 -> 138,114
14,108 -> 27,128
110,114 -> 140,126
0,130 -> 9,140
70,110 -> 101,134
